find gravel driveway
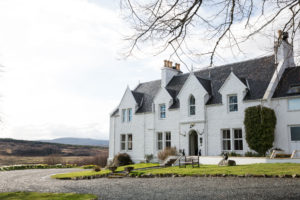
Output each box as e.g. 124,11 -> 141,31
0,168 -> 300,200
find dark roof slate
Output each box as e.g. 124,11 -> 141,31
131,55 -> 277,113
273,67 -> 300,98
134,80 -> 161,113
132,91 -> 144,106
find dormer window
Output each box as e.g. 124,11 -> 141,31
160,104 -> 166,119
122,109 -> 127,122
189,95 -> 196,115
128,108 -> 132,122
228,95 -> 238,112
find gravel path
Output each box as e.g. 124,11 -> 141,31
0,168 -> 300,200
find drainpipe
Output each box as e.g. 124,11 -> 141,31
204,103 -> 208,156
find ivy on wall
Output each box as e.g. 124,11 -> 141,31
244,105 -> 277,156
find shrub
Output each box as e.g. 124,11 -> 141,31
228,152 -> 241,157
244,151 -> 262,157
112,153 -> 133,167
82,165 -> 96,169
157,147 -> 178,161
244,105 -> 276,156
144,154 -> 153,163
124,166 -> 134,173
43,155 -> 63,165
94,166 -> 101,172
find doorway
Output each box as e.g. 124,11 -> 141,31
189,130 -> 198,156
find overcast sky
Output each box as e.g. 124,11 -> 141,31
0,0 -> 298,140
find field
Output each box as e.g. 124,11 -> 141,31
0,138 -> 108,166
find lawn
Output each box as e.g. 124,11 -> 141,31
133,163 -> 300,176
52,163 -> 159,179
0,192 -> 97,200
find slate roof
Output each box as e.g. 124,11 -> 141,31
273,67 -> 300,98
113,55 -> 278,116
132,91 -> 144,106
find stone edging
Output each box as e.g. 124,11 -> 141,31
57,173 -> 300,180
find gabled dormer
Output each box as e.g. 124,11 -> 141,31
218,72 -> 248,112
177,72 -> 211,120
117,86 -> 144,122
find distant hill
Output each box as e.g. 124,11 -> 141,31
39,137 -> 109,147
0,138 -> 107,157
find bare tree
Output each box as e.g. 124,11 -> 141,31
121,0 -> 300,68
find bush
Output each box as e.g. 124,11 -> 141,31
144,154 -> 153,163
94,166 -> 101,172
228,152 -> 242,157
112,153 -> 133,167
43,155 -> 63,165
82,165 -> 96,169
244,151 -> 263,157
244,106 -> 276,156
157,147 -> 178,161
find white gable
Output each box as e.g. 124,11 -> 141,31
118,86 -> 137,109
153,87 -> 173,107
177,72 -> 208,99
218,72 -> 247,94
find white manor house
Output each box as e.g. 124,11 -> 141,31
108,36 -> 300,162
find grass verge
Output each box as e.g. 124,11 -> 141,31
0,192 -> 97,200
52,163 -> 159,179
132,163 -> 300,176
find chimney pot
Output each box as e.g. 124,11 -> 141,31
175,63 -> 180,71
164,60 -> 168,67
169,61 -> 173,68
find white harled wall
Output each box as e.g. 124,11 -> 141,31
108,72 -> 300,163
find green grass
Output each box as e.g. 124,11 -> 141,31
52,163 -> 159,179
0,192 -> 97,200
133,163 -> 300,176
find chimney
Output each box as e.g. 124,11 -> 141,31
161,60 -> 181,87
274,30 -> 295,67
263,30 -> 296,100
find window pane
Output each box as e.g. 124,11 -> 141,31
291,127 -> 300,141
128,109 -> 132,122
127,134 -> 132,150
234,129 -> 242,138
122,109 -> 126,122
229,96 -> 237,103
288,98 -> 300,111
190,105 -> 195,115
158,141 -> 162,150
223,130 -> 230,139
121,135 -> 126,142
166,132 -> 171,140
160,104 -> 166,118
189,96 -> 195,105
166,141 -> 171,148
158,132 -> 162,140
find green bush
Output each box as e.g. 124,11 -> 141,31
112,153 -> 133,167
244,151 -> 262,157
244,105 -> 276,156
94,165 -> 101,172
82,165 -> 96,169
228,152 -> 242,157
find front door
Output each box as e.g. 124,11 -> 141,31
189,130 -> 198,156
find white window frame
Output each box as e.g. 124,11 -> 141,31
233,129 -> 243,151
221,129 -> 231,151
128,108 -> 132,122
157,132 -> 163,150
127,134 -> 133,150
189,95 -> 196,116
159,104 -> 166,119
122,109 -> 127,122
290,125 -> 300,142
165,132 -> 171,148
288,98 -> 300,111
120,134 -> 126,151
228,94 -> 238,112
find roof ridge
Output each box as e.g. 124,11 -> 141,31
175,54 -> 275,77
